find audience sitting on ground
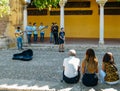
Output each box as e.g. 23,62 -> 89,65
62,49 -> 81,84
81,48 -> 98,86
99,52 -> 119,85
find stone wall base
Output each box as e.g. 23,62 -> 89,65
0,36 -> 15,49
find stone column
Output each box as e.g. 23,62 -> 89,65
21,0 -> 31,44
96,0 -> 107,45
23,5 -> 28,44
59,0 -> 67,29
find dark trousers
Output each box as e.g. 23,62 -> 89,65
63,71 -> 80,84
53,32 -> 58,44
34,34 -> 38,43
50,32 -> 54,43
27,34 -> 32,44
82,73 -> 98,87
40,33 -> 44,42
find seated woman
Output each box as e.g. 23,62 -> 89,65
81,48 -> 98,86
63,49 -> 81,84
99,52 -> 119,85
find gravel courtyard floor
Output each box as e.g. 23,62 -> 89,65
0,41 -> 120,91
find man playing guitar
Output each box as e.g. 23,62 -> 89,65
15,26 -> 23,50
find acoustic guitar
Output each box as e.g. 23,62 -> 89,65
15,31 -> 24,37
40,25 -> 48,31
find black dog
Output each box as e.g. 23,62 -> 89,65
12,49 -> 33,61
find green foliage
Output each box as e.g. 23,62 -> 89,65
32,0 -> 60,10
0,0 -> 10,17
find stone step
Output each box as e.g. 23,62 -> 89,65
0,78 -> 119,91
23,43 -> 120,50
0,79 -> 57,91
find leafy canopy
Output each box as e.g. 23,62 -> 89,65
32,0 -> 60,10
0,0 -> 10,17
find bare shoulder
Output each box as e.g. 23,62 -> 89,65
94,58 -> 98,64
82,60 -> 85,66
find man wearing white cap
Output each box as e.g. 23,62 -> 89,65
62,49 -> 81,84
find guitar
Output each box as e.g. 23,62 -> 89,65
15,31 -> 24,37
15,25 -> 49,36
39,25 -> 48,31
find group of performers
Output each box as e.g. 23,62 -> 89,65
15,22 -> 47,49
25,22 -> 48,44
15,22 -> 65,52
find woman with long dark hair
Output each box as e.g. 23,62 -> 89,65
81,48 -> 98,86
99,52 -> 119,84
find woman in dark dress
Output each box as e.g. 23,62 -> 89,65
59,27 -> 65,52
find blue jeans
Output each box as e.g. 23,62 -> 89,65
34,34 -> 38,43
40,32 -> 44,42
17,37 -> 22,49
27,34 -> 32,44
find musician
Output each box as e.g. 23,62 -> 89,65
39,22 -> 45,42
53,22 -> 59,44
32,22 -> 38,43
15,26 -> 23,50
59,27 -> 65,52
50,22 -> 54,43
25,22 -> 33,44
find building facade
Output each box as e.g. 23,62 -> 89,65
27,0 -> 120,39
1,0 -> 120,44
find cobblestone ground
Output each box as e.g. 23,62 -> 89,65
0,45 -> 120,91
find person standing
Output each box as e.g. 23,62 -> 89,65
62,49 -> 81,84
53,22 -> 59,44
39,22 -> 45,42
59,27 -> 65,52
32,22 -> 38,43
50,22 -> 54,43
99,52 -> 119,84
81,48 -> 98,86
25,22 -> 33,44
15,26 -> 23,50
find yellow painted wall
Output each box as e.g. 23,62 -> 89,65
28,0 -> 120,39
105,16 -> 120,38
28,15 -> 60,37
